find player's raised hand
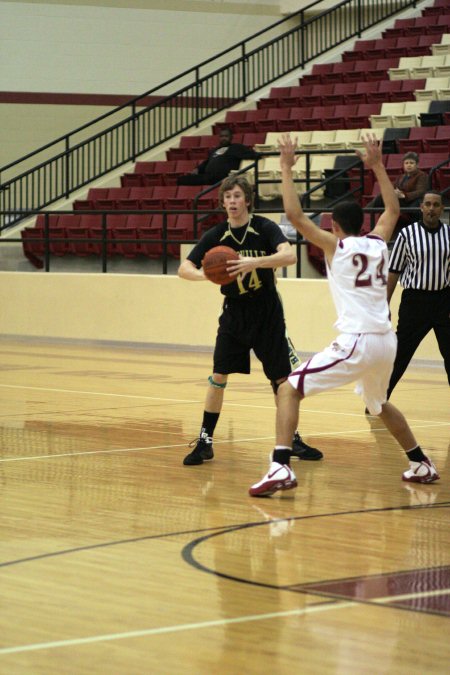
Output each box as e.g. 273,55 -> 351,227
278,133 -> 299,171
355,133 -> 383,169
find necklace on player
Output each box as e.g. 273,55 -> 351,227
227,214 -> 252,246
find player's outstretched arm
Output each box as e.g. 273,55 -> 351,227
356,134 -> 400,242
278,134 -> 337,259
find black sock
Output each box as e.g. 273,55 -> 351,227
406,446 -> 427,463
273,448 -> 291,465
201,411 -> 220,438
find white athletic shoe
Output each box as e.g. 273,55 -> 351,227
402,458 -> 440,484
249,461 -> 297,497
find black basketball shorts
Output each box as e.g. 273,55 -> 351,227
212,289 -> 299,381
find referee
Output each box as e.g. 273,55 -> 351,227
387,190 -> 450,398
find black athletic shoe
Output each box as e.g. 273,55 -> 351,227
291,432 -> 323,461
183,434 -> 214,466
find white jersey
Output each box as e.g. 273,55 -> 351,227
326,234 -> 392,334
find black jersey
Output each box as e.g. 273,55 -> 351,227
187,215 -> 289,298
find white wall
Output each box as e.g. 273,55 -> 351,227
0,1 -> 281,95
0,272 -> 444,365
0,0 -> 291,164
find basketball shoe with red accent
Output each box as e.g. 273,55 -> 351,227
402,458 -> 440,484
249,461 -> 297,497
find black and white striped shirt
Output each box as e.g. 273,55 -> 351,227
389,220 -> 450,291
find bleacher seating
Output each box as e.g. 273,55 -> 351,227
24,2 -> 450,271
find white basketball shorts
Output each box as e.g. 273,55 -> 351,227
288,331 -> 397,415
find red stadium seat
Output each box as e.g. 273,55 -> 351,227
423,124 -> 450,152
166,226 -> 188,259
342,40 -> 376,61
126,216 -> 160,258
311,63 -> 334,78
436,166 -> 450,192
331,61 -> 358,75
167,136 -> 200,160
168,186 -> 214,210
122,187 -> 154,210
138,224 -> 163,258
256,108 -> 290,132
287,106 -> 313,128
386,154 -> 406,178
106,214 -> 128,229
121,173 -> 143,187
419,153 -> 450,174
320,106 -> 345,130
234,110 -> 268,129
95,187 -> 131,211
73,187 -> 109,211
134,161 -> 158,174
375,37 -> 405,59
378,79 -> 401,94
397,127 -> 437,154
151,186 -> 178,208
57,214 -> 81,230
347,103 -> 381,129
112,227 -> 139,258
141,174 -> 164,187
21,227 -> 45,267
79,214 -> 103,230
35,214 -> 59,229
174,214 -> 195,238
44,225 -> 67,256
242,132 -> 267,146
268,86 -> 292,101
148,161 -> 177,184
66,226 -> 91,256
127,214 -> 153,230
88,229 -> 112,256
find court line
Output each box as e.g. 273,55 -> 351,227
0,382 -> 448,426
225,402 -> 450,427
377,588 -> 450,603
0,420 -> 447,464
0,383 -> 200,404
0,444 -> 175,462
0,600 -> 355,655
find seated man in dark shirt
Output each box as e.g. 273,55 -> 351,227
177,128 -> 259,185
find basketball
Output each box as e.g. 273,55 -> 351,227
202,246 -> 239,285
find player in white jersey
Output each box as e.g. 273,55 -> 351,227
249,134 -> 440,497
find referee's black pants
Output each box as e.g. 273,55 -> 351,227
387,287 -> 450,398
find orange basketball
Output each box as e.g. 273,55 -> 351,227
202,246 -> 239,285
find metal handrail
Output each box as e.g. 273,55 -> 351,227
429,156 -> 450,196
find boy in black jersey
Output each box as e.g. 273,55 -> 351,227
178,175 -> 323,465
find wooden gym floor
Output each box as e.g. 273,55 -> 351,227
0,338 -> 449,674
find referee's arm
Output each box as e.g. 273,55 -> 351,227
387,271 -> 400,304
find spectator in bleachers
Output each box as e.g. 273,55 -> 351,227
367,151 -> 429,215
177,128 -> 259,185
